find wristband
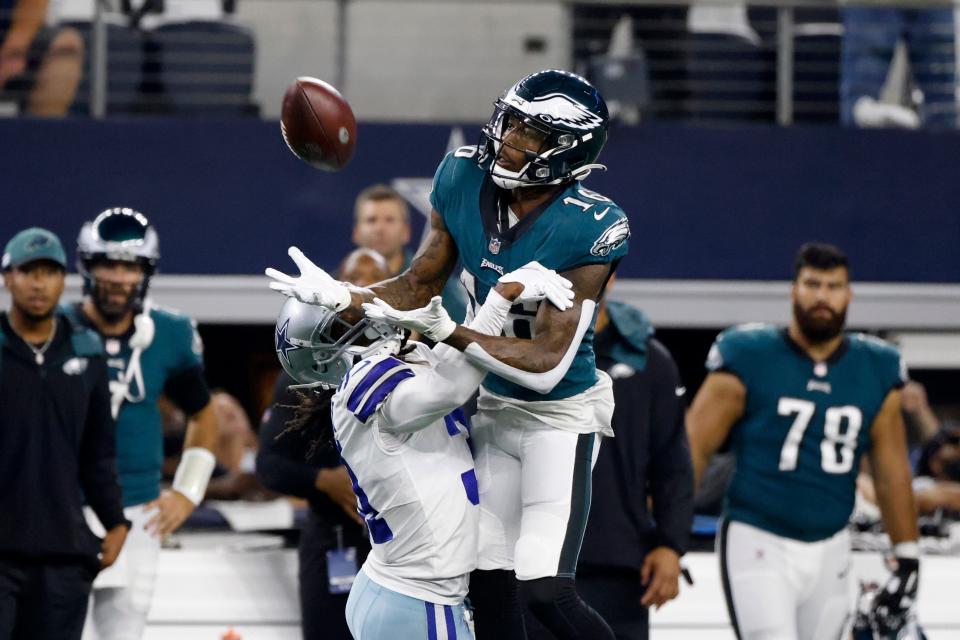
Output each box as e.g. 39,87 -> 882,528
172,447 -> 216,505
893,541 -> 920,560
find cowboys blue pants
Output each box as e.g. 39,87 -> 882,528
345,569 -> 473,640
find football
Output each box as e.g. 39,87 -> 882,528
280,77 -> 357,171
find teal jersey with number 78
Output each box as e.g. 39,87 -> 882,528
707,324 -> 907,541
429,146 -> 631,402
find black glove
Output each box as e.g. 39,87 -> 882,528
872,556 -> 919,635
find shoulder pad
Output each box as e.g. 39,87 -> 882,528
336,354 -> 415,424
148,304 -> 190,324
707,323 -> 778,372
852,333 -> 908,386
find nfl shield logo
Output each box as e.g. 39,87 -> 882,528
488,237 -> 501,255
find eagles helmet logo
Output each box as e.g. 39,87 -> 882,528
505,91 -> 605,131
590,217 -> 631,257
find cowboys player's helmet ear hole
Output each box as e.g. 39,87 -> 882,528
76,207 -> 160,310
275,298 -> 403,390
480,69 -> 610,189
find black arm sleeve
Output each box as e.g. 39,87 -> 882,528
255,373 -> 326,501
646,339 -> 694,555
163,365 -> 212,416
80,358 -> 129,531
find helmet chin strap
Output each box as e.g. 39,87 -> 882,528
109,298 -> 156,419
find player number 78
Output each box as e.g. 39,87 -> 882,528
777,397 -> 863,474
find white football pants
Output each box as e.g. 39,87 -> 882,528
82,503 -> 161,640
719,519 -> 855,640
472,377 -> 612,581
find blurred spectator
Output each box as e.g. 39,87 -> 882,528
859,423 -> 960,517
901,380 -> 941,447
527,281 -> 693,640
351,184 -> 411,277
204,390 -> 270,501
0,228 -> 128,640
0,0 -> 83,116
211,390 -> 257,472
255,248 -> 386,640
351,184 -> 467,322
841,7 -> 957,128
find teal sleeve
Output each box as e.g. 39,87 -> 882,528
169,315 -> 205,374
705,329 -> 749,383
881,345 -> 908,392
555,213 -> 630,272
429,152 -> 456,220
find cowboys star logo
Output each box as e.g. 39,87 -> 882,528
275,318 -> 301,366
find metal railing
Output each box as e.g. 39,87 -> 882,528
0,0 -> 956,125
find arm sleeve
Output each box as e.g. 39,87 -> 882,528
171,315 -> 205,374
430,153 -> 453,217
163,365 -> 211,416
705,329 -> 747,383
255,374 -> 326,501
80,358 -> 129,531
379,290 -> 512,433
645,340 -> 694,555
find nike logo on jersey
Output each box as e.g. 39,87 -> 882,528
806,380 -> 832,394
480,258 -> 505,276
593,206 -> 610,221
675,386 -> 686,397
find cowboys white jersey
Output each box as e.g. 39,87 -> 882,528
331,343 -> 480,605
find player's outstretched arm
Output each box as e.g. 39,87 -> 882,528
360,210 -> 460,311
371,283 -> 520,434
686,372 -> 746,488
266,210 -> 458,312
440,262 -> 607,394
869,389 -> 920,545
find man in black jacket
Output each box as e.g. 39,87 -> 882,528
0,228 -> 128,640
575,293 -> 693,640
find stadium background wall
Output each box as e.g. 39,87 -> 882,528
1,119 -> 957,283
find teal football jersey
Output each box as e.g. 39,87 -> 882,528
62,304 -> 205,506
430,146 -> 630,402
707,324 -> 907,541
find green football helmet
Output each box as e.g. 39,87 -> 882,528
275,298 -> 403,390
480,69 -> 609,189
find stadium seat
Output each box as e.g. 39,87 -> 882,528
146,21 -> 257,116
65,21 -> 145,116
686,32 -> 776,123
587,53 -> 651,124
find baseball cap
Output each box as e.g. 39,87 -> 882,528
2,227 -> 68,271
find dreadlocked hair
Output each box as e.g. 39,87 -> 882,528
276,388 -> 336,461
274,334 -> 417,459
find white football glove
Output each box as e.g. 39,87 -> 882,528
265,246 -> 352,311
362,296 -> 456,343
499,261 -> 575,310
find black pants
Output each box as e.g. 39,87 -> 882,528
578,568 -> 649,640
0,556 -> 96,640
299,514 -> 368,640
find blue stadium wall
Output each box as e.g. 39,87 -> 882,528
1,119 -> 957,282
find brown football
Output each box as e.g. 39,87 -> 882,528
280,77 -> 357,171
